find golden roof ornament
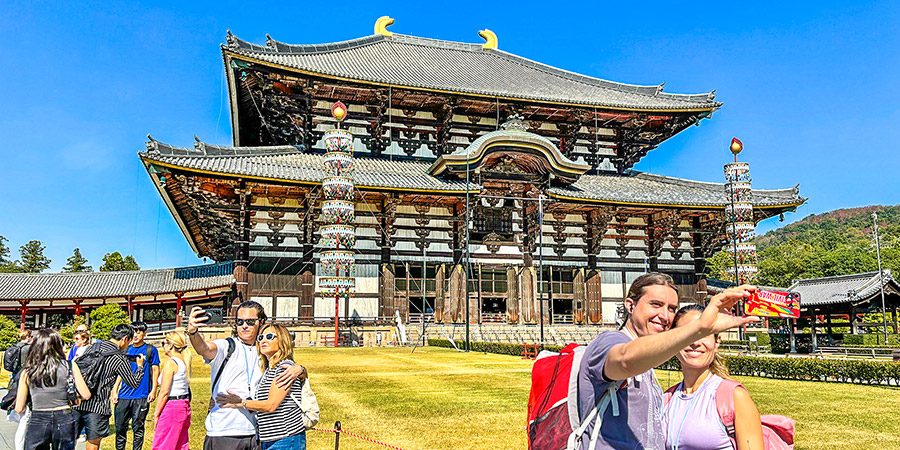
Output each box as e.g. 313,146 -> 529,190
478,29 -> 498,49
375,16 -> 394,37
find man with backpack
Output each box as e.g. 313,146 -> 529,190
4,330 -> 33,388
573,273 -> 757,450
186,301 -> 305,450
75,324 -> 146,450
111,321 -> 160,450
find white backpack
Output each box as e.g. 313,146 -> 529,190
289,378 -> 320,429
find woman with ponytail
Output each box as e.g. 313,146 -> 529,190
662,304 -> 764,450
151,332 -> 191,450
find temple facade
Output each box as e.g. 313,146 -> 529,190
140,20 -> 805,326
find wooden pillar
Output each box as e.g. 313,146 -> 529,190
506,265 -> 519,324
127,296 -> 134,318
234,181 -> 251,302
74,299 -> 83,317
448,265 -> 463,323
586,270 -> 602,324
810,307 -> 818,352
475,264 -> 483,324
400,262 -> 410,323
826,311 -> 834,345
20,300 -> 28,331
300,271 -> 314,322
379,264 -> 396,322
573,268 -> 586,325
175,293 -> 184,328
520,267 -> 536,323
850,306 -> 858,335
434,264 -> 446,323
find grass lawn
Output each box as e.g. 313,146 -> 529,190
5,347 -> 899,449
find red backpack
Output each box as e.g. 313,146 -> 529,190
664,379 -> 795,450
527,343 -> 628,450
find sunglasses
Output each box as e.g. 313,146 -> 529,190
235,318 -> 258,327
257,333 -> 277,342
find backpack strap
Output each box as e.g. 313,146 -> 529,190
566,379 -> 628,450
662,382 -> 680,406
715,379 -> 742,440
210,338 -> 236,394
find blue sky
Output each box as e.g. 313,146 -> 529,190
1,1 -> 898,271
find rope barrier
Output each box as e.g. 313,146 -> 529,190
312,422 -> 409,450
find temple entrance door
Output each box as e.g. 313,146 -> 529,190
479,266 -> 508,322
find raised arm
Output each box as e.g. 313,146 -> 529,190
186,306 -> 218,361
604,286 -> 757,381
114,354 -> 145,389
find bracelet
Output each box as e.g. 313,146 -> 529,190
187,328 -> 198,336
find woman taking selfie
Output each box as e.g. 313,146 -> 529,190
16,328 -> 92,450
151,332 -> 191,450
662,304 -> 764,450
218,323 -> 307,450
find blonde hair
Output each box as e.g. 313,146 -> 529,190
165,332 -> 188,352
258,324 -> 294,371
673,304 -> 731,380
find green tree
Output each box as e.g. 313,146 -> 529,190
89,304 -> 129,341
62,248 -> 92,272
99,252 -> 140,272
0,235 -> 10,266
19,240 -> 50,273
58,315 -> 86,345
0,315 -> 20,350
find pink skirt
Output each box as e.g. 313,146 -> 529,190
151,398 -> 191,450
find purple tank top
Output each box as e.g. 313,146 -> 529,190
661,374 -> 733,450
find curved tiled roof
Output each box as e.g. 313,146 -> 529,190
141,140 -> 804,209
0,263 -> 235,301
223,32 -> 720,112
788,270 -> 899,307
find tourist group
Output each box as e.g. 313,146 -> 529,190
4,301 -> 318,450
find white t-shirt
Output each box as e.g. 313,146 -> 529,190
203,338 -> 263,437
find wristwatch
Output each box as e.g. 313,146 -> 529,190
241,399 -> 248,408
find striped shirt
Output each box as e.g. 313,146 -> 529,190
74,340 -> 144,416
255,360 -> 305,442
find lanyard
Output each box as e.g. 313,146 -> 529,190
667,374 -> 711,450
241,343 -> 254,397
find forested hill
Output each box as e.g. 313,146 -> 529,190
708,205 -> 900,288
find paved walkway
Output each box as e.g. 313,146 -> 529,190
0,389 -> 86,450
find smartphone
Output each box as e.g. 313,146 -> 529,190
204,308 -> 224,325
744,290 -> 800,318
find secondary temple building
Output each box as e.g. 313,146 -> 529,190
139,20 -> 805,326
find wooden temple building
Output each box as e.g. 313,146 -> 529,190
0,263 -> 235,329
138,21 -> 806,326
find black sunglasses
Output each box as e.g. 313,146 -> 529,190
235,318 -> 258,327
256,333 -> 277,342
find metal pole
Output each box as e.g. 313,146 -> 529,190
874,212 -> 889,344
464,142 -> 470,352
423,244 -> 427,347
334,421 -> 341,450
538,195 -> 544,347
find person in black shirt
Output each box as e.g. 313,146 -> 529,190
75,324 -> 145,450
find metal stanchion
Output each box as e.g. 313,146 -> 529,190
334,421 -> 342,449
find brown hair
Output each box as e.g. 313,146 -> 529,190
673,304 -> 731,380
74,331 -> 90,342
19,329 -> 32,341
257,324 -> 294,371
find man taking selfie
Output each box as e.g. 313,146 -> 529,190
187,301 -> 305,450
574,273 -> 757,450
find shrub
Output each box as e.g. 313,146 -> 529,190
430,338 -> 900,385
0,315 -> 20,350
843,334 -> 900,346
89,305 -> 129,341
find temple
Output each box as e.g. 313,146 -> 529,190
138,20 -> 805,327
